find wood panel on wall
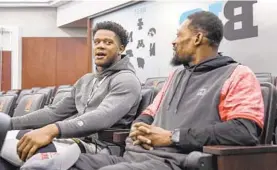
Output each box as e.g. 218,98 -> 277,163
22,38 -> 56,89
22,37 -> 88,89
56,38 -> 88,85
1,51 -> 11,91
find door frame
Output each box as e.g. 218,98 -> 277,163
0,26 -> 21,90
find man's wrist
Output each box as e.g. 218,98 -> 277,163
170,129 -> 180,146
42,124 -> 60,138
164,130 -> 173,146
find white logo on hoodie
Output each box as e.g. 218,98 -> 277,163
197,88 -> 207,96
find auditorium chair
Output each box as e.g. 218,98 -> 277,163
13,93 -> 46,117
15,89 -> 33,105
5,89 -> 21,96
58,85 -> 72,89
255,73 -> 277,144
55,85 -> 72,94
144,77 -> 167,88
156,81 -> 165,90
98,86 -> 157,156
36,88 -> 53,105
99,82 -> 277,170
0,95 -> 17,116
51,87 -> 73,105
136,86 -> 156,119
46,86 -> 56,104
31,87 -> 41,93
255,72 -> 276,85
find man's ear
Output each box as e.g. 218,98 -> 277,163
194,32 -> 204,46
119,45 -> 125,54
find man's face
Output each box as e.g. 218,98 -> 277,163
93,29 -> 123,68
171,20 -> 196,66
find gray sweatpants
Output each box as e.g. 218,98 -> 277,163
69,153 -> 182,170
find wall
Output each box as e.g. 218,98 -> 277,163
1,51 -> 11,91
0,7 -> 86,37
0,26 -> 21,90
0,7 -> 87,89
22,37 -> 88,88
92,1 -> 277,82
56,0 -> 130,27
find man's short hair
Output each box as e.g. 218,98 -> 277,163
93,21 -> 129,48
188,11 -> 223,47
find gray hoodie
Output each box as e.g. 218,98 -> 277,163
11,56 -> 141,138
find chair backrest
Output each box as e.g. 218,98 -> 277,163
36,88 -> 53,105
55,85 -> 72,95
5,89 -> 21,96
31,87 -> 41,93
156,81 -> 165,90
58,85 -> 72,88
144,77 -> 167,87
52,87 -> 73,105
0,95 -> 17,116
46,86 -> 56,104
255,73 -> 276,85
13,93 -> 46,117
135,87 -> 156,118
16,89 -> 33,105
0,112 -> 11,150
259,82 -> 277,144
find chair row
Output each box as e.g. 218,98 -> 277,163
144,72 -> 277,89
0,72 -> 274,120
0,85 -> 73,117
1,78 -> 277,169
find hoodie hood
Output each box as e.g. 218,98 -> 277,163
96,55 -> 135,79
184,55 -> 237,72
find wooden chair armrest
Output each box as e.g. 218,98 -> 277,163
203,145 -> 277,156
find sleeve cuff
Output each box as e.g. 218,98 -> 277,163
179,128 -> 191,147
180,128 -> 189,145
133,114 -> 154,125
11,117 -> 20,130
179,128 -> 203,152
55,122 -> 62,138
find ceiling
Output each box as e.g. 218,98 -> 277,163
0,0 -> 72,7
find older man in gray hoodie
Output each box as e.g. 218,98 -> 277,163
0,21 -> 141,168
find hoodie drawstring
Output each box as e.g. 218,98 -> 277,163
174,66 -> 197,114
167,70 -> 185,110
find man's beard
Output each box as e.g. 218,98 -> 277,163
170,52 -> 192,66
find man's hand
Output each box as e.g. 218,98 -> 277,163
129,123 -> 146,141
17,124 -> 59,161
129,122 -> 153,150
131,122 -> 173,149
